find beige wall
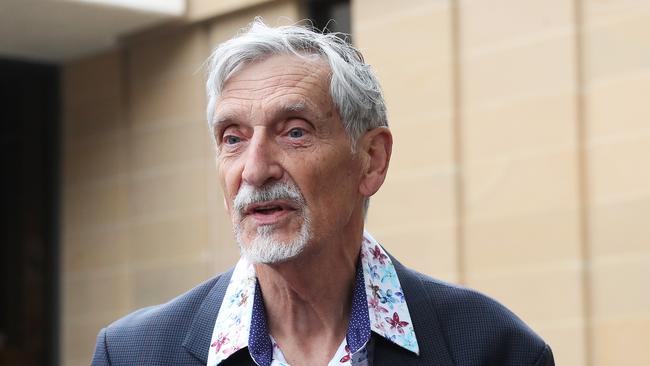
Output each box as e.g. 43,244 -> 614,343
584,1 -> 650,365
60,0 -> 650,365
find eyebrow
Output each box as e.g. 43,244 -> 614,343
282,101 -> 306,113
280,100 -> 328,122
209,119 -> 226,143
212,114 -> 233,132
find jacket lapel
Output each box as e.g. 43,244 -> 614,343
376,257 -> 455,365
183,268 -> 235,364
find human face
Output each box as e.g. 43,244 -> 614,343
213,55 -> 365,259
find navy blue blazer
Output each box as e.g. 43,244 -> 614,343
92,257 -> 554,365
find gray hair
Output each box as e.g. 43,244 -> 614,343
205,18 -> 388,146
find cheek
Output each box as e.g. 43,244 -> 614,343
307,155 -> 360,211
217,164 -> 239,210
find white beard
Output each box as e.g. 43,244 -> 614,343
236,216 -> 311,264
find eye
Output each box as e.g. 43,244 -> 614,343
224,135 -> 241,145
288,128 -> 305,138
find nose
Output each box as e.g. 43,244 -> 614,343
241,132 -> 283,187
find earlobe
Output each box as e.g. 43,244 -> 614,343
359,127 -> 392,197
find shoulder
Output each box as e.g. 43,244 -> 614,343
108,273 -> 222,333
397,264 -> 554,365
92,270 -> 233,365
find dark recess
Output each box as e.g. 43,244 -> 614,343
0,58 -> 60,366
307,0 -> 351,39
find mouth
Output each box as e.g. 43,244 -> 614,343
242,200 -> 298,223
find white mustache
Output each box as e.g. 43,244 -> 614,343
233,181 -> 306,216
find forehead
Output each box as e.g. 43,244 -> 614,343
216,55 -> 333,116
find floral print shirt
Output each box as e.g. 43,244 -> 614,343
206,231 -> 419,366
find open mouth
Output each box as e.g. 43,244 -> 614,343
244,201 -> 297,218
252,205 -> 284,215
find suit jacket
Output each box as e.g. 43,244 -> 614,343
92,257 -> 554,365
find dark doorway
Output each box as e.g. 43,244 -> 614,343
307,0 -> 351,37
0,59 -> 60,366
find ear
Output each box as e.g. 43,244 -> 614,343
358,127 -> 392,198
223,195 -> 231,213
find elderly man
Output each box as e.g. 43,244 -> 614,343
92,20 -> 554,366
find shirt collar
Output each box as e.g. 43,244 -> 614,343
360,232 -> 419,354
206,231 -> 419,366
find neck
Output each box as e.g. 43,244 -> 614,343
254,228 -> 363,365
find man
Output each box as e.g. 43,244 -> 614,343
92,19 -> 554,366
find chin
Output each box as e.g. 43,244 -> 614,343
236,220 -> 311,264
